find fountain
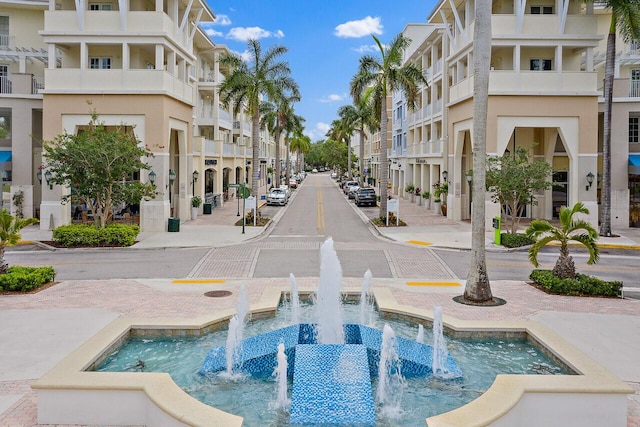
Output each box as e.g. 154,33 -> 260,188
315,237 -> 344,344
359,269 -> 374,325
66,236 -> 618,427
377,323 -> 406,418
224,284 -> 250,376
416,324 -> 424,344
432,306 -> 453,379
289,273 -> 299,325
271,342 -> 289,411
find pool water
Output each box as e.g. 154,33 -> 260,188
96,302 -> 569,426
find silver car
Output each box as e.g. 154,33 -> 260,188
267,188 -> 287,206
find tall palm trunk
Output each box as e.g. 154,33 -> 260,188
600,26 -> 616,237
464,0 -> 493,302
0,245 -> 7,274
347,138 -> 352,179
285,137 -> 291,183
251,111 -> 260,198
359,129 -> 366,187
274,125 -> 282,188
379,97 -> 389,217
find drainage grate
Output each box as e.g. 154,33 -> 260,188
204,290 -> 233,298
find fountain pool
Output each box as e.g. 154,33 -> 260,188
32,240 -> 632,426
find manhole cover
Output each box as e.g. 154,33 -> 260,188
204,290 -> 233,298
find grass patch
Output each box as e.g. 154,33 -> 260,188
529,269 -> 622,297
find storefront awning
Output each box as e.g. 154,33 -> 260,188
0,151 -> 11,162
630,155 -> 640,175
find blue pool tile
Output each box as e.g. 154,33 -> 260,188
290,344 -> 376,426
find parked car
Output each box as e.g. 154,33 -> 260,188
312,168 -> 318,173
342,180 -> 359,195
347,185 -> 360,199
331,171 -> 338,179
267,188 -> 287,206
289,178 -> 298,189
279,184 -> 291,200
355,187 -> 377,207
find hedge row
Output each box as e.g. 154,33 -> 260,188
52,223 -> 140,247
530,269 -> 622,297
500,233 -> 534,248
0,266 -> 56,292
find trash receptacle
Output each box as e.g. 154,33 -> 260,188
168,217 -> 180,232
203,203 -> 212,215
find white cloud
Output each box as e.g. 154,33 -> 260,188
319,93 -> 346,103
227,26 -> 285,42
213,14 -> 232,26
306,122 -> 332,141
236,49 -> 252,62
204,28 -> 224,37
334,16 -> 383,38
352,44 -> 382,53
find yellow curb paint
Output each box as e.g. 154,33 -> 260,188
406,281 -> 461,287
17,240 -> 34,245
172,279 -> 226,284
407,240 -> 432,246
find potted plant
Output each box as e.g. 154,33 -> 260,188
631,205 -> 640,227
421,190 -> 431,209
415,187 -> 422,206
405,183 -> 415,202
432,182 -> 442,212
439,182 -> 448,215
191,195 -> 202,220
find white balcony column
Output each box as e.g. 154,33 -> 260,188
122,43 -> 130,71
555,46 -> 562,78
118,0 -> 128,31
74,0 -> 85,31
166,50 -> 176,75
586,48 -> 594,72
48,45 -> 57,69
155,45 -> 164,70
80,42 -> 87,70
155,0 -> 162,12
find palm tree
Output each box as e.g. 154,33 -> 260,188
525,202 -> 599,279
261,91 -> 300,187
0,209 -> 39,274
591,0 -> 640,237
218,39 -> 298,198
283,113 -> 304,183
289,133 -> 311,174
327,117 -> 354,177
350,33 -> 427,217
338,93 -> 377,187
464,0 -> 494,303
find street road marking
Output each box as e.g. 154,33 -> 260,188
406,281 -> 461,287
172,279 -> 226,284
317,188 -> 326,236
407,240 -> 432,246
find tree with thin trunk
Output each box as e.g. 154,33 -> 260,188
464,0 -> 494,303
261,91 -> 300,187
350,34 -> 427,217
283,114 -> 304,183
338,92 -> 377,187
289,133 -> 311,174
327,117 -> 355,177
590,0 -> 640,237
218,39 -> 298,198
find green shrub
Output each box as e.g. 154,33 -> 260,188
530,269 -> 622,297
0,266 -> 55,292
501,233 -> 534,248
52,223 -> 140,247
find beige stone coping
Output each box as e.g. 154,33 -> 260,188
32,285 -> 632,427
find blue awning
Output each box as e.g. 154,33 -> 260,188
630,155 -> 640,174
0,151 -> 11,162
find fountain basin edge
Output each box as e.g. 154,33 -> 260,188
31,285 -> 632,427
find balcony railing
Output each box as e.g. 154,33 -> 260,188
0,76 -> 12,94
203,139 -> 221,156
631,80 -> 640,98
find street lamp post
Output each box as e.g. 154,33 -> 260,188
192,170 -> 199,196
168,169 -> 176,216
465,171 -> 473,217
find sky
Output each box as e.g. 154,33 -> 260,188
201,0 -> 438,142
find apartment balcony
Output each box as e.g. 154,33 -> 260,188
409,109 -> 423,124
0,74 -> 44,96
217,108 -> 232,127
203,138 -> 221,156
631,80 -> 640,98
608,78 -> 640,99
449,71 -> 598,103
44,11 -> 178,39
43,68 -> 193,101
